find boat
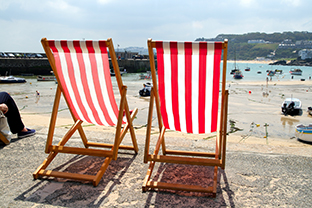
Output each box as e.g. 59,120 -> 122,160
139,71 -> 151,79
245,67 -> 250,71
275,69 -> 283,74
295,124 -> 312,143
281,98 -> 302,115
37,75 -> 56,81
110,70 -> 125,76
230,50 -> 239,75
233,70 -> 243,79
257,70 -> 262,74
267,70 -> 275,76
308,107 -> 312,116
0,76 -> 26,83
139,82 -> 152,96
289,68 -> 302,75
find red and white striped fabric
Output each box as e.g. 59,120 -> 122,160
49,40 -> 121,126
155,41 -> 222,134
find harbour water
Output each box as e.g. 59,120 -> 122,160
1,62 -> 311,132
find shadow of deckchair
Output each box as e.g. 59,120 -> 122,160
143,163 -> 233,207
16,154 -> 136,207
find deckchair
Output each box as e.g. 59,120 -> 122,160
143,39 -> 228,196
33,38 -> 138,186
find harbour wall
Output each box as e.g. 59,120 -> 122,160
0,58 -> 152,75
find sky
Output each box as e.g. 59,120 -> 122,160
1,0 -> 312,53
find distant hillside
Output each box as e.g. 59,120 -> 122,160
196,31 -> 312,60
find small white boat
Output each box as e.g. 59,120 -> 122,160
289,68 -> 302,76
295,124 -> 312,142
37,75 -> 56,81
281,98 -> 302,115
0,76 -> 26,83
139,71 -> 151,80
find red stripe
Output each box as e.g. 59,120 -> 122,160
156,41 -> 169,129
170,42 -> 181,131
211,42 -> 222,132
184,42 -> 193,133
71,41 -> 92,123
198,42 -> 207,133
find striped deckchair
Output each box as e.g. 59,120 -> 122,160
33,38 -> 138,186
143,39 -> 228,197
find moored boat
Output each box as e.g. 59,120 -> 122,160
245,67 -> 250,71
139,71 -> 151,79
233,70 -> 243,79
281,98 -> 302,115
267,70 -> 275,76
295,124 -> 312,143
37,75 -> 56,81
289,68 -> 302,75
0,76 -> 26,83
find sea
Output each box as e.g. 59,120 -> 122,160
225,62 -> 312,82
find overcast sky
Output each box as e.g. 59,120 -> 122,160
1,0 -> 311,52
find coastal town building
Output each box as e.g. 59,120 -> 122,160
298,49 -> 312,60
248,39 -> 271,44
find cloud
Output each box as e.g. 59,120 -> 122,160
97,0 -> 113,5
239,0 -> 256,7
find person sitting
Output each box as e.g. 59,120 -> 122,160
0,92 -> 35,138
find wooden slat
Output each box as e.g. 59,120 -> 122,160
38,170 -> 95,181
51,146 -> 113,157
148,155 -> 222,166
165,149 -> 216,158
86,142 -> 136,150
0,133 -> 10,145
146,181 -> 214,193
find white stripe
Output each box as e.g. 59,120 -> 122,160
93,41 -> 118,125
191,43 -> 200,134
177,42 -> 186,133
205,43 -> 215,133
55,41 -> 86,122
163,42 -> 175,130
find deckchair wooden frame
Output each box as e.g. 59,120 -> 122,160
142,39 -> 228,197
0,132 -> 10,145
33,38 -> 138,186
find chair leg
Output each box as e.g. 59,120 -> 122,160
93,157 -> 113,186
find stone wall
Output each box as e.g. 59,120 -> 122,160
0,58 -> 152,75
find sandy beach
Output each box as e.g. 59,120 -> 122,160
1,75 -> 312,207
11,77 -> 312,157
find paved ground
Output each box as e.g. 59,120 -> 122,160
1,125 -> 312,208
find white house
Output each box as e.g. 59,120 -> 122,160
298,49 -> 312,60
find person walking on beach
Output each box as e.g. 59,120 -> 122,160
0,92 -> 35,138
